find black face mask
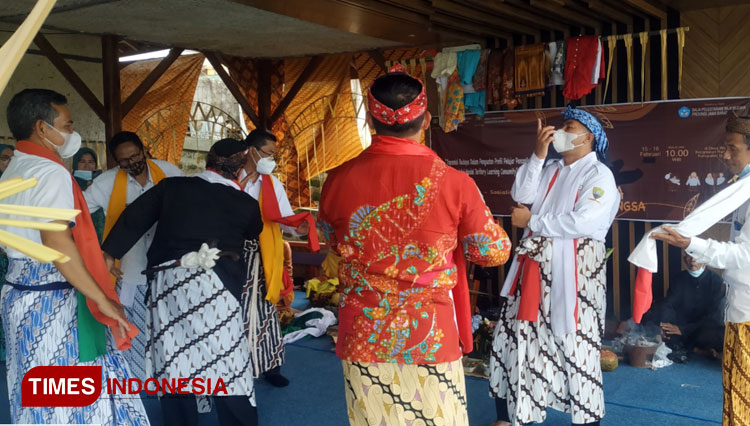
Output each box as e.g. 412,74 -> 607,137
126,158 -> 147,176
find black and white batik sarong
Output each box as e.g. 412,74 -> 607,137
490,237 -> 607,425
241,239 -> 285,378
146,263 -> 255,403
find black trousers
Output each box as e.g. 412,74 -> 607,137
161,394 -> 258,426
495,398 -> 600,426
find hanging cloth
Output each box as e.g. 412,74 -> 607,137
501,47 -> 519,108
639,32 -> 649,102
431,51 -> 458,129
15,141 -> 138,361
624,34 -> 634,103
472,49 -> 490,91
563,36 -> 605,100
660,29 -> 668,100
548,41 -> 566,86
486,49 -> 504,107
591,40 -> 603,84
457,49 -> 481,90
676,28 -> 687,96
515,43 -> 547,97
443,69 -> 465,132
603,36 -> 618,102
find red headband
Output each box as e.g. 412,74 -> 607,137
367,64 -> 427,126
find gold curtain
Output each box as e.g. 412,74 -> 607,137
225,51 -> 431,209
282,54 -> 364,185
121,54 -> 204,165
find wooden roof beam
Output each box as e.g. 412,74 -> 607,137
203,51 -> 261,129
234,0 -> 439,45
430,12 -> 516,41
554,0 -> 613,22
529,0 -> 599,31
431,0 -> 538,36
502,0 -> 583,29
459,0 -> 571,33
269,56 -> 324,126
368,49 -> 388,73
624,0 -> 667,20
600,0 -> 649,20
587,0 -> 634,24
121,48 -> 184,118
33,34 -> 105,121
429,22 -> 488,43
375,0 -> 433,14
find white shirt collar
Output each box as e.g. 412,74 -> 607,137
195,170 -> 241,190
556,151 -> 598,170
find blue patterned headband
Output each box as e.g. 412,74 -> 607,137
562,105 -> 609,155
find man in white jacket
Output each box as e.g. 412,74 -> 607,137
653,112 -> 750,426
490,106 -> 619,426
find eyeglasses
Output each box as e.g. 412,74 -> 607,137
256,148 -> 279,161
116,152 -> 144,167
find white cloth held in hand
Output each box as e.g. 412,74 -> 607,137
180,243 -> 221,270
628,175 -> 750,272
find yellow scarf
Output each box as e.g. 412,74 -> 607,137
103,158 -> 166,239
259,188 -> 285,304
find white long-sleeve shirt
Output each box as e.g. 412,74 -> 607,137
513,152 -> 619,242
84,160 -> 183,287
503,151 -> 619,335
687,195 -> 750,324
240,171 -> 300,236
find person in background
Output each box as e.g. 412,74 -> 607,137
74,147 -> 97,173
319,66 -> 512,426
0,88 -> 146,425
638,252 -> 725,360
241,129 -> 310,388
0,143 -> 13,361
0,144 -> 14,176
84,131 -> 182,382
73,147 -> 105,240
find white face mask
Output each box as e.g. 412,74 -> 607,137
252,148 -> 276,175
44,122 -> 81,159
687,267 -> 705,278
552,129 -> 586,153
256,156 -> 276,175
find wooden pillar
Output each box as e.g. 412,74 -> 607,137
102,35 -> 121,168
257,59 -> 272,130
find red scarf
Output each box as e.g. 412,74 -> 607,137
259,174 -> 320,292
16,141 -> 137,351
509,169 -> 580,327
364,135 -> 475,354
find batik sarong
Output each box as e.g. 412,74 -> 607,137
490,237 -> 607,425
342,359 -> 468,426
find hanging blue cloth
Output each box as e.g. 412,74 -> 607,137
457,50 -> 486,116
457,50 -> 482,86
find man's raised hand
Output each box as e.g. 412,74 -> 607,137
535,118 -> 555,160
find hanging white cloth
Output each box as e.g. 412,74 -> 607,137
628,174 -> 750,273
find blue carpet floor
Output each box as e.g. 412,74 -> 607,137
0,335 -> 722,425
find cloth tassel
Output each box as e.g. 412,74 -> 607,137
632,267 -> 653,323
